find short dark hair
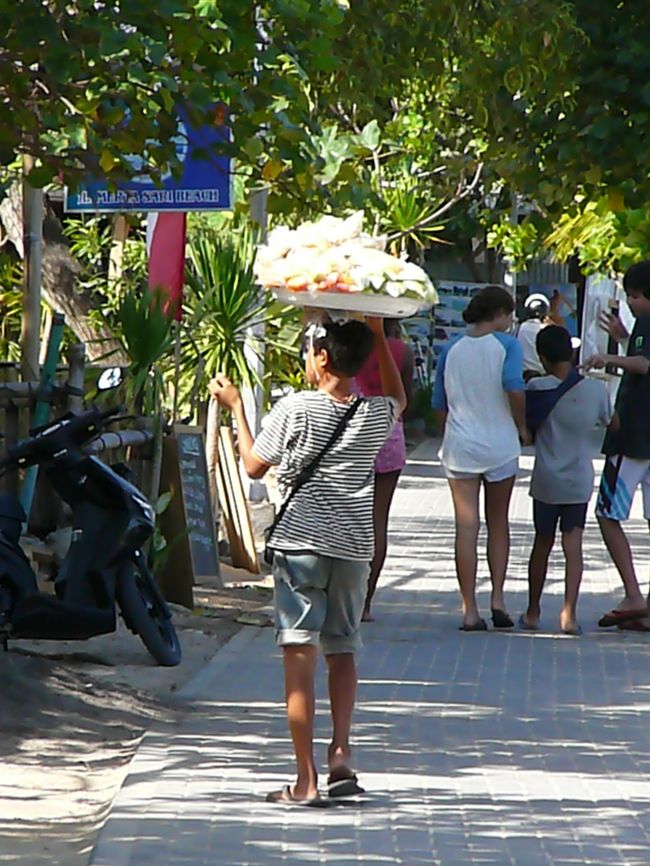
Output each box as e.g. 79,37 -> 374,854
462,285 -> 514,324
313,319 -> 375,376
536,324 -> 573,363
623,260 -> 650,299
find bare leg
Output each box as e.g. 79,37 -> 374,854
523,532 -> 554,628
483,475 -> 516,613
560,527 -> 583,633
448,477 -> 482,626
283,645 -> 319,800
325,652 -> 357,771
363,470 -> 401,621
597,516 -> 645,609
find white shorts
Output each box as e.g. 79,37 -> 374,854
596,455 -> 650,521
445,457 -> 519,483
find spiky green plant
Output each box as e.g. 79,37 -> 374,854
180,227 -> 302,414
0,256 -> 23,362
378,181 -> 449,259
117,285 -> 176,414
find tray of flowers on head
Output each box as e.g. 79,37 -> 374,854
254,211 -> 438,317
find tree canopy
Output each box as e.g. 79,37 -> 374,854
1,0 -> 577,212
7,1 -> 650,274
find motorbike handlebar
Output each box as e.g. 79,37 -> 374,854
0,405 -> 124,471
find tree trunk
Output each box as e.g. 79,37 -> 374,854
0,182 -> 129,364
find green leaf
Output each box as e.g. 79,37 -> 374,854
359,119 -> 380,151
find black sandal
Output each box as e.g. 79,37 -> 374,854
459,618 -> 488,632
491,609 -> 514,629
327,767 -> 365,798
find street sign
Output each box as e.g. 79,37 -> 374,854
65,113 -> 232,213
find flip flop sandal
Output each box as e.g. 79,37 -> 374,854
266,785 -> 330,808
491,609 -> 514,628
459,618 -> 488,632
327,767 -> 365,798
598,608 -> 648,628
617,619 -> 650,632
518,614 -> 539,631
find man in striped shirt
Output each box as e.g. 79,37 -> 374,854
209,316 -> 406,806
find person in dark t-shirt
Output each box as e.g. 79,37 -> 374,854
582,260 -> 650,630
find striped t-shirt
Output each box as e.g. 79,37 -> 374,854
253,390 -> 398,561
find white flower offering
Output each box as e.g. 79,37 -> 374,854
254,212 -> 438,313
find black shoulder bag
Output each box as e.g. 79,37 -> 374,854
263,398 -> 362,565
525,368 -> 583,439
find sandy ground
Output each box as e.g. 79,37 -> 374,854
0,565 -> 273,866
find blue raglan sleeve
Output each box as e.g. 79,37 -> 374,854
431,344 -> 450,410
496,333 -> 525,391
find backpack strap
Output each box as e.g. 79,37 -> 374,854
525,368 -> 583,438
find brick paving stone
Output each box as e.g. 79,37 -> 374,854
91,441 -> 650,866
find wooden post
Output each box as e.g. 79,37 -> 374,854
108,215 -> 129,287
19,312 -> 65,518
244,187 -> 268,503
66,343 -> 86,413
21,156 -> 43,384
1,365 -> 20,495
148,412 -> 164,505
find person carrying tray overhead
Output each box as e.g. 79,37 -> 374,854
209,314 -> 406,807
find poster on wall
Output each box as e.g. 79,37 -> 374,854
430,280 -> 493,372
580,273 -> 634,401
401,280 -> 499,389
580,274 -> 616,363
401,307 -> 435,389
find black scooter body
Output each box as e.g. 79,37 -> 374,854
0,408 -> 181,665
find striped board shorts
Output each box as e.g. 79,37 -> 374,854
596,455 -> 650,521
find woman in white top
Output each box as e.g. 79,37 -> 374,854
432,286 -> 529,631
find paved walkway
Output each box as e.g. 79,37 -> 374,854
91,440 -> 650,866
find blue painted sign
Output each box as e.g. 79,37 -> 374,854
65,112 -> 232,213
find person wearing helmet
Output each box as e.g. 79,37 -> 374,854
517,293 -> 551,382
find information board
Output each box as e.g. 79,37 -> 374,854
65,108 -> 232,213
176,428 -> 220,580
159,425 -> 220,608
433,280 -> 490,371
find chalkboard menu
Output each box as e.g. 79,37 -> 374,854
177,428 -> 220,579
159,425 -> 220,608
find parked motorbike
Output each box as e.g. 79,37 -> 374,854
0,391 -> 181,666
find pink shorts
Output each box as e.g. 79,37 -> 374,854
376,419 -> 406,475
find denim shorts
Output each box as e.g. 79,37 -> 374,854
272,551 -> 369,655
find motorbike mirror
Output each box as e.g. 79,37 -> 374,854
97,367 -> 124,392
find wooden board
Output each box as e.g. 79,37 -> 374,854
158,425 -> 221,608
216,426 -> 260,574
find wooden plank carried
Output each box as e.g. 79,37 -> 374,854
216,428 -> 246,568
217,425 -> 260,574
